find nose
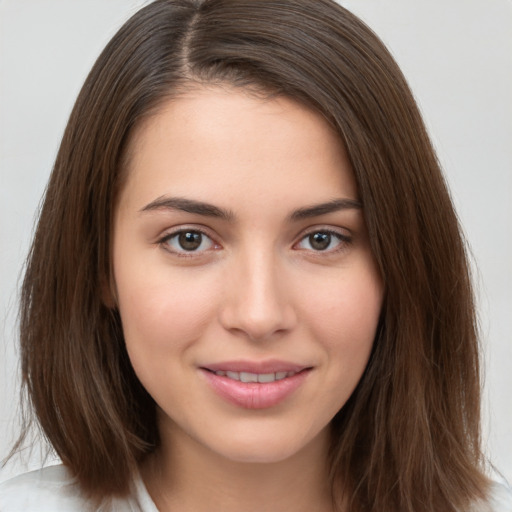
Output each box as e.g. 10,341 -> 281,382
219,250 -> 297,342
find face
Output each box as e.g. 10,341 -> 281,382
112,86 -> 383,465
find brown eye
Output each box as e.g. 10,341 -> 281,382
295,230 -> 351,253
161,230 -> 216,254
178,231 -> 203,251
308,232 -> 331,251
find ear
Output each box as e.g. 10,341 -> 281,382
100,274 -> 118,309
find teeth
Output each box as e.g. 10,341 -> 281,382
215,370 -> 297,382
258,373 -> 276,383
240,372 -> 258,383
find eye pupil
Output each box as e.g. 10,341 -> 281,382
309,232 -> 331,250
178,231 -> 202,251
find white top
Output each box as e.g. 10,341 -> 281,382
1,463 -> 511,511
0,464 -> 157,512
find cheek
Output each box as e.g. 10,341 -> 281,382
114,263 -> 220,358
301,263 -> 382,379
306,265 -> 381,335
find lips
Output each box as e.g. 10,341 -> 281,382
211,370 -> 297,383
200,360 -> 312,409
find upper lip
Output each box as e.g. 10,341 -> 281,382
201,359 -> 311,374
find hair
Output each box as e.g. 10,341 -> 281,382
13,0 -> 490,510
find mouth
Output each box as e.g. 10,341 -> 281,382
203,369 -> 300,383
200,361 -> 312,409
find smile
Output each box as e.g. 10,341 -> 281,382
211,370 -> 297,383
201,363 -> 312,409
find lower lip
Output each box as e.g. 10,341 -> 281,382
201,369 -> 311,409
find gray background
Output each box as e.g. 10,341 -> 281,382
1,0 -> 511,483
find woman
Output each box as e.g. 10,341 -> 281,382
1,0 -> 510,510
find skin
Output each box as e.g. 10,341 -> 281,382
112,86 -> 383,512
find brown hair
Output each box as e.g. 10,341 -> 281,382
14,0 -> 489,510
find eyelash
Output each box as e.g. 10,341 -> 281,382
157,227 -> 352,257
158,227 -> 219,257
294,229 -> 352,254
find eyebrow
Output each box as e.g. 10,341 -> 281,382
140,196 -> 235,220
289,198 -> 362,220
140,196 -> 362,221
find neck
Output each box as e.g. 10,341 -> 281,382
142,421 -> 334,512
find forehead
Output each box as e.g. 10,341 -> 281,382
118,86 -> 357,213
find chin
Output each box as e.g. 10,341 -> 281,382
202,423 -> 328,466
221,445 -> 297,464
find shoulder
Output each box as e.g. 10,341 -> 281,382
0,464 -> 94,511
484,479 -> 512,511
469,478 -> 512,512
0,464 -> 158,512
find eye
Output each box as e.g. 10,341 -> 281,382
160,229 -> 217,254
295,230 -> 351,252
